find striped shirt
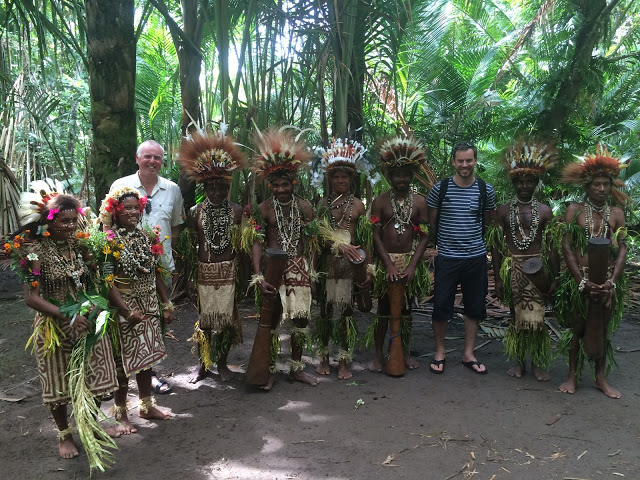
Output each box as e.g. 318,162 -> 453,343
427,178 -> 496,258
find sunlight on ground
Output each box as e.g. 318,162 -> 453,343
277,399 -> 332,423
199,458 -> 350,480
260,434 -> 284,454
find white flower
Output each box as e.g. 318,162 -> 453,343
27,253 -> 39,261
95,310 -> 109,334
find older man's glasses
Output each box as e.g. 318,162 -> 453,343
145,199 -> 152,214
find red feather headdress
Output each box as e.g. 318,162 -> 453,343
252,127 -> 312,182
179,126 -> 247,183
561,144 -> 630,205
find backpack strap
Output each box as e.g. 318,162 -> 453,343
434,177 -> 450,245
477,178 -> 487,237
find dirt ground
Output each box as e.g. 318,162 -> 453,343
1,267 -> 639,480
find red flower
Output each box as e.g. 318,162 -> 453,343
370,215 -> 381,225
151,243 -> 164,256
138,196 -> 148,212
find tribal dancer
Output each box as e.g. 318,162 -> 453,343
556,144 -> 628,398
244,127 -> 318,390
367,136 -> 430,374
177,126 -> 246,383
313,138 -> 373,379
10,180 -> 119,461
100,187 -> 174,432
488,141 -> 558,381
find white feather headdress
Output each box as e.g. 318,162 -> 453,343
19,178 -> 66,226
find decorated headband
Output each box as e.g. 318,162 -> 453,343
19,178 -> 67,226
99,186 -> 147,229
503,141 -> 557,178
178,124 -> 247,183
311,137 -> 380,188
378,136 -> 427,172
252,126 -> 312,182
561,144 -> 630,205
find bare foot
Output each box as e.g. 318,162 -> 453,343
337,359 -> 352,380
559,375 -> 577,394
260,374 -> 276,392
368,351 -> 384,373
405,355 -> 419,370
139,405 -> 171,420
217,363 -> 235,382
531,364 -> 550,382
58,435 -> 80,459
188,364 -> 209,384
114,412 -> 138,435
289,370 -> 319,386
103,426 -> 123,438
507,363 -> 525,378
316,357 -> 330,375
594,378 -> 621,399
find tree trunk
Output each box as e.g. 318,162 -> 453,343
538,0 -> 610,138
152,0 -> 204,210
85,0 -> 137,206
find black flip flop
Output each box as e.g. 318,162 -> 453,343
429,358 -> 445,374
462,360 -> 488,375
151,377 -> 173,394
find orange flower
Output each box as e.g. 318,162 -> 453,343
13,242 -> 20,249
14,235 -> 21,241
43,231 -> 51,237
3,243 -> 10,252
31,281 -> 39,288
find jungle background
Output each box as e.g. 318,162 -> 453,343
1,3 -> 640,479
1,0 -> 640,235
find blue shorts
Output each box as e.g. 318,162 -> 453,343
432,255 -> 488,322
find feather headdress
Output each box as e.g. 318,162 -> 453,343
179,125 -> 247,183
561,144 -> 630,205
503,140 -> 557,178
311,137 -> 380,188
252,126 -> 312,181
99,186 -> 146,229
19,178 -> 66,226
378,136 -> 426,172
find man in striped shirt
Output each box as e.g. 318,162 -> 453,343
426,142 -> 496,375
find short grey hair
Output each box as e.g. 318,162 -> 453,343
136,140 -> 165,157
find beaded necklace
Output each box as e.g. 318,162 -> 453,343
202,198 -> 232,256
390,190 -> 413,235
40,238 -> 87,291
584,200 -> 610,239
115,227 -> 155,279
273,196 -> 301,258
509,198 -> 539,251
329,193 -> 354,230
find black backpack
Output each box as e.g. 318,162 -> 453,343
434,177 -> 487,244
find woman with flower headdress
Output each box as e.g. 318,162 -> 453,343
244,126 -> 318,391
312,137 -> 374,380
556,144 -> 629,399
99,186 -> 173,432
177,126 -> 246,384
487,140 -> 559,381
366,136 -> 431,376
8,180 -> 119,461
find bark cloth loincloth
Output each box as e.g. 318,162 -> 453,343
510,254 -> 546,331
197,260 -> 242,337
278,256 -> 312,322
116,273 -> 166,376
